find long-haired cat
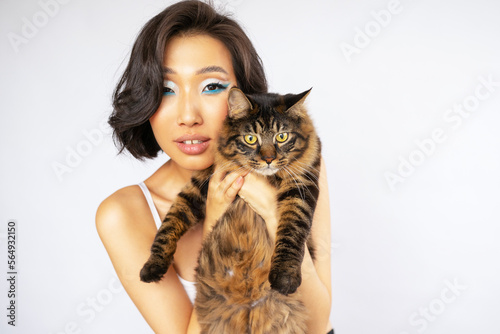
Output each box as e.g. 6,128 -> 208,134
140,87 -> 321,333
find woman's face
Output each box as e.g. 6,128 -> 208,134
150,34 -> 238,171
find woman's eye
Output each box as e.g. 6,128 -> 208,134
202,82 -> 229,95
163,87 -> 175,96
163,80 -> 176,96
276,133 -> 289,143
244,134 -> 257,145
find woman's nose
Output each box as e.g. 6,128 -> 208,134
176,91 -> 203,127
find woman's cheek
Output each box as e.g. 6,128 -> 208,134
206,98 -> 229,124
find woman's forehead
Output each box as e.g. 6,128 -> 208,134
162,34 -> 235,77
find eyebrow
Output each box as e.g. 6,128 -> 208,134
163,65 -> 229,75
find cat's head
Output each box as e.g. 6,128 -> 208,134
216,88 -> 320,177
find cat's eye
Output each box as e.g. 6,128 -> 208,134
276,133 -> 289,143
244,134 -> 257,145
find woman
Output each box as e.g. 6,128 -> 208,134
96,1 -> 333,333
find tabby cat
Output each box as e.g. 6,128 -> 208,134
140,87 -> 322,333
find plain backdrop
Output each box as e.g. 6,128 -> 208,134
1,0 -> 499,333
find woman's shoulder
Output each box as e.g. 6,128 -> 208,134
96,185 -> 143,220
96,184 -> 153,237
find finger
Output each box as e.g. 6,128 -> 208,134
239,169 -> 250,177
224,176 -> 244,201
239,172 -> 262,192
221,171 -> 244,194
213,166 -> 227,181
209,167 -> 226,191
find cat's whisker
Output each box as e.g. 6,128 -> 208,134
215,160 -> 238,172
288,163 -> 320,184
282,166 -> 306,201
288,164 -> 321,190
285,166 -> 318,200
288,167 -> 311,197
293,167 -> 319,182
206,161 -> 240,179
290,159 -> 321,178
290,157 -> 320,170
287,165 -> 321,195
198,161 -> 237,189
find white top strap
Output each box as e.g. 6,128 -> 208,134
138,182 -> 162,229
138,181 -> 197,304
177,274 -> 197,305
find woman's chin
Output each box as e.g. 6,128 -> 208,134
180,156 -> 214,172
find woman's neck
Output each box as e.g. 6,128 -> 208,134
147,159 -> 193,202
166,159 -> 193,185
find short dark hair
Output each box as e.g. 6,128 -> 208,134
109,0 -> 268,160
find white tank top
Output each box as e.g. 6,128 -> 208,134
138,182 -> 197,304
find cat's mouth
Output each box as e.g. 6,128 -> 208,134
255,165 -> 280,176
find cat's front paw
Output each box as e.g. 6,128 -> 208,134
140,255 -> 172,283
269,264 -> 302,295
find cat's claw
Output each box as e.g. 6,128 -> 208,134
269,266 -> 302,295
140,256 -> 171,283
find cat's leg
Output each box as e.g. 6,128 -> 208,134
269,181 -> 319,295
140,172 -> 209,283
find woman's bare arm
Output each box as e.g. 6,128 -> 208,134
298,158 -> 332,333
96,186 -> 197,334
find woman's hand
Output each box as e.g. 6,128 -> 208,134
238,172 -> 279,239
204,169 -> 279,240
203,168 -> 248,237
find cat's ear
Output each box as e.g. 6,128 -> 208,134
227,87 -> 253,119
284,88 -> 312,115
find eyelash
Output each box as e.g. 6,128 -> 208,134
163,81 -> 176,96
202,82 -> 230,95
163,87 -> 175,96
162,81 -> 230,96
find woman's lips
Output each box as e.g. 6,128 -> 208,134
175,135 -> 211,155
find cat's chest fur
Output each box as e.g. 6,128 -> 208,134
197,196 -> 274,304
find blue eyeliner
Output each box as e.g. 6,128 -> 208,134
163,89 -> 175,96
163,80 -> 177,96
162,80 -> 231,96
202,82 -> 230,95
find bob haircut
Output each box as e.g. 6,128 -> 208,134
109,0 -> 268,160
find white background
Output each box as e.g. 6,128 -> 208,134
1,0 -> 499,333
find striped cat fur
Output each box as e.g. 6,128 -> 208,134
140,87 -> 321,333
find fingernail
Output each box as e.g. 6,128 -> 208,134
236,176 -> 243,186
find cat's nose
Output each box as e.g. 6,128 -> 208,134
260,147 -> 276,164
261,154 -> 276,164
